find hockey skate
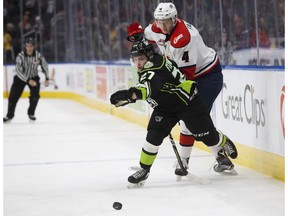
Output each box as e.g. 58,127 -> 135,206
3,116 -> 13,123
174,158 -> 189,181
127,168 -> 150,189
221,136 -> 238,159
28,115 -> 36,122
213,149 -> 238,175
174,159 -> 211,184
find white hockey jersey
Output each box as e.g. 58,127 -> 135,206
144,19 -> 219,80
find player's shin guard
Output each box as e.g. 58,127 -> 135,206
179,121 -> 195,159
139,141 -> 159,170
179,133 -> 195,158
128,142 -> 158,187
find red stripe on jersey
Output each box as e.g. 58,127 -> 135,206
147,40 -> 157,44
180,133 -> 195,146
179,66 -> 196,80
194,56 -> 219,78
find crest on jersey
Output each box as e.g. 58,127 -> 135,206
155,116 -> 163,122
173,33 -> 184,44
144,61 -> 153,68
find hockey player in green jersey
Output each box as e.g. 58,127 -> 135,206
110,41 -> 238,187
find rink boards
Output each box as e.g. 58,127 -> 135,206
3,63 -> 285,181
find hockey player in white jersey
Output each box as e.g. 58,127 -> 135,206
127,2 -> 237,176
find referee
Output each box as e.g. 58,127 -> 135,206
3,38 -> 49,123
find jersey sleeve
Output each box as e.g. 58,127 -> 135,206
15,53 -> 27,82
144,23 -> 157,44
135,82 -> 150,100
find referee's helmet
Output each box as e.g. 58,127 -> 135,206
25,37 -> 35,46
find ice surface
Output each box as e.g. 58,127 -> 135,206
3,99 -> 285,216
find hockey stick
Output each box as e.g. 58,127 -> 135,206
168,133 -> 211,185
168,133 -> 188,176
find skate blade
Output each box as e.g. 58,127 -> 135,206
176,175 -> 182,182
219,168 -> 238,176
186,173 -> 212,185
128,166 -> 141,171
176,172 -> 212,185
127,180 -> 145,189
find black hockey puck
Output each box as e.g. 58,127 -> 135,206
113,202 -> 122,210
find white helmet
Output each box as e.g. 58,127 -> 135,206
154,2 -> 177,25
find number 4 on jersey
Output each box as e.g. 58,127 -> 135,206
182,51 -> 189,62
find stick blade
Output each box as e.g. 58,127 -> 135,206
185,172 -> 212,185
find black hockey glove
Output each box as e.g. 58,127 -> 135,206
110,89 -> 136,107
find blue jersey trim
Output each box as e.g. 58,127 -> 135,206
222,65 -> 284,71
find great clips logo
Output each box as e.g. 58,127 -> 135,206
221,83 -> 266,138
280,86 -> 285,138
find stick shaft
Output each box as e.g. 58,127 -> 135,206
168,133 -> 188,175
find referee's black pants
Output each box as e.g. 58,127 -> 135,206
6,75 -> 40,118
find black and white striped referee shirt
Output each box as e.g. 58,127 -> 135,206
15,50 -> 49,82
